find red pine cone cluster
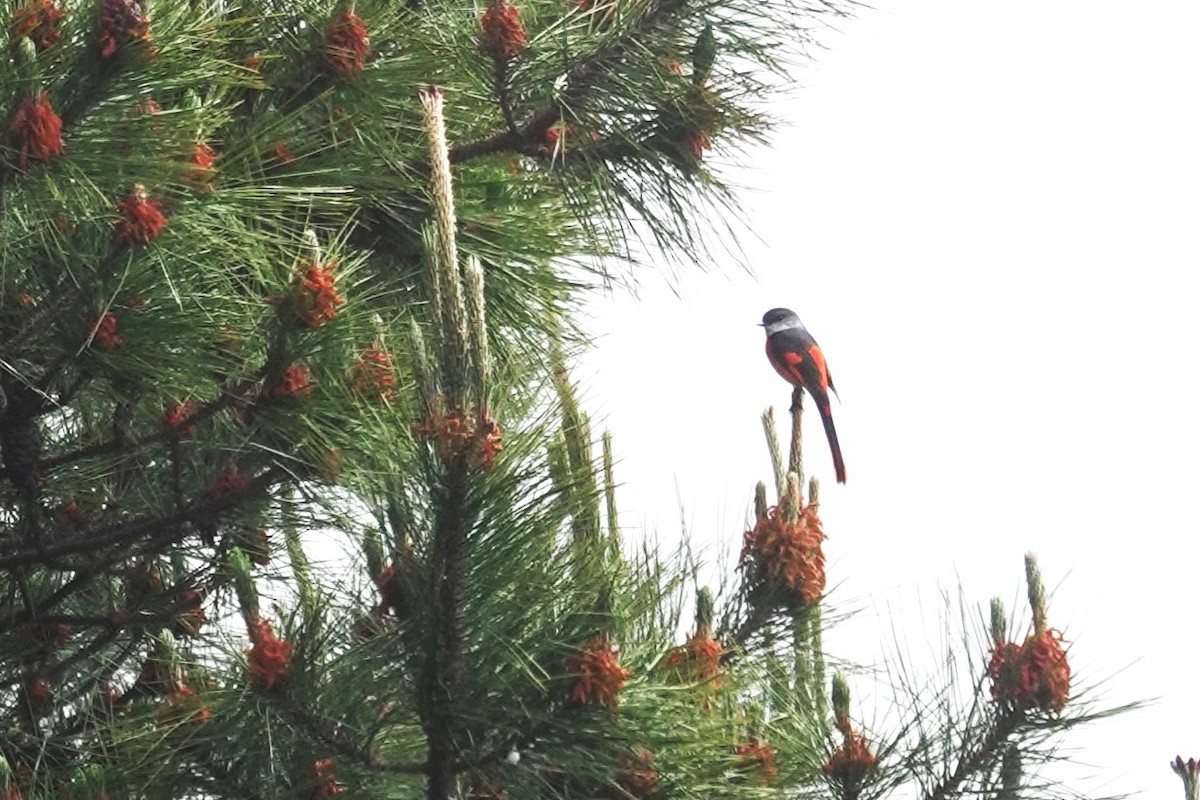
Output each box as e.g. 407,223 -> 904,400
115,185 -> 168,244
680,129 -> 711,161
480,0 -> 526,60
247,615 -> 293,691
171,588 -> 207,638
986,627 -> 1071,713
351,348 -> 396,401
157,682 -> 212,727
324,9 -> 370,78
742,503 -> 825,605
23,675 -> 53,713
312,758 -> 345,797
87,311 -> 123,350
663,631 -> 723,686
612,747 -> 659,799
272,362 -> 314,398
98,0 -> 152,58
284,260 -> 344,328
565,635 -> 632,708
23,620 -> 70,649
183,141 -> 218,190
234,527 -> 272,566
206,465 -> 248,498
824,716 -> 877,791
162,401 -> 196,437
733,738 -> 778,783
8,92 -> 63,168
10,0 -> 66,50
411,408 -> 503,470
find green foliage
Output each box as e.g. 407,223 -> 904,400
0,0 -> 1126,797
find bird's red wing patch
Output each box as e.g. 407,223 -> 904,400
807,345 -> 830,391
778,349 -> 807,384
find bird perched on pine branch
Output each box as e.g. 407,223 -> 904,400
761,307 -> 846,483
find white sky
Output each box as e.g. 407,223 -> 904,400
580,2 -> 1200,796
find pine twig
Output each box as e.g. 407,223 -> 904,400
924,709 -> 1025,800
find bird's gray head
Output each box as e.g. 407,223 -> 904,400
760,307 -> 804,336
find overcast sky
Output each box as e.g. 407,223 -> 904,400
580,2 -> 1200,796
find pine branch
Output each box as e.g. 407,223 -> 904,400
35,373 -> 262,476
419,85 -> 477,800
273,694 -> 428,775
0,467 -> 283,570
924,709 -> 1025,800
425,455 -> 471,799
0,244 -> 130,362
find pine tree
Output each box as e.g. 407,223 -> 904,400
0,0 -> 1127,798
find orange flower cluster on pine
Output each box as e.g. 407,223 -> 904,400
476,419 -> 503,469
206,465 -> 248,498
742,503 -> 825,605
285,260 -> 343,328
273,141 -> 296,165
234,527 -> 272,566
133,657 -> 172,695
986,627 -> 1071,713
98,0 -> 152,58
61,499 -> 87,526
184,141 -> 217,190
614,747 -> 660,799
11,0 -> 66,50
273,362 -> 314,398
565,635 -> 632,708
247,615 -> 292,691
24,620 -> 70,648
88,311 -> 123,350
158,682 -> 212,727
664,631 -> 723,686
734,739 -> 778,782
115,186 -> 167,244
480,0 -> 526,60
374,564 -> 402,616
411,409 -> 503,469
8,92 -> 64,168
23,676 -> 53,712
542,122 -> 563,149
681,129 -> 712,161
171,588 -> 207,638
351,348 -> 396,401
324,9 -> 370,78
162,401 -> 196,436
313,758 -> 345,796
823,721 -> 877,789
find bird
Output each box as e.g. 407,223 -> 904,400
761,307 -> 846,484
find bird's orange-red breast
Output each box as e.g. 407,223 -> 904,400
762,307 -> 846,483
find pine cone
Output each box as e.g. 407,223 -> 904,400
98,0 -> 151,58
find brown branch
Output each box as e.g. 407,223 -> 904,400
924,709 -> 1025,800
0,244 -> 130,362
425,454 -> 472,799
0,467 -> 284,570
447,0 -> 692,165
492,58 -> 521,138
38,374 -> 261,473
274,695 -> 429,775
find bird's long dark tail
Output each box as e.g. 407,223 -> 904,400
817,401 -> 846,484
